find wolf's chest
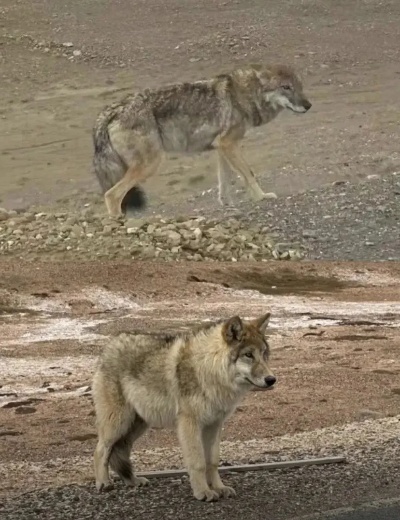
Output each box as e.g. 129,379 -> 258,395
196,392 -> 243,426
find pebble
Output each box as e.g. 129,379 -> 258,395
0,208 -> 11,221
358,409 -> 382,421
302,230 -> 317,239
0,212 -> 303,262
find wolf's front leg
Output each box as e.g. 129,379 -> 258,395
202,421 -> 236,498
219,145 -> 277,202
177,414 -> 219,502
217,152 -> 235,207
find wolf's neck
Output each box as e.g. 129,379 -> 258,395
247,100 -> 282,127
188,330 -> 238,391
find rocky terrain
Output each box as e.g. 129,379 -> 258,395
0,208 -> 304,261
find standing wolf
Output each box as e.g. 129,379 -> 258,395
92,312 -> 276,501
92,64 -> 312,216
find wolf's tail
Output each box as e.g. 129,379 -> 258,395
92,112 -> 146,212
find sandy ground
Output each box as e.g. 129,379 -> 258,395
1,0 -> 400,214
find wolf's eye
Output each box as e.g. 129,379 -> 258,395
245,352 -> 254,359
282,85 -> 292,91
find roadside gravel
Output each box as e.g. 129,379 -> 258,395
1,417 -> 399,520
1,441 -> 398,520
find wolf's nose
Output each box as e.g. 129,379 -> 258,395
303,100 -> 312,111
265,375 -> 276,387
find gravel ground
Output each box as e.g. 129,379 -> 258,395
150,172 -> 400,262
0,210 -> 304,262
244,174 -> 400,261
1,440 -> 399,520
1,173 -> 398,262
1,416 -> 399,519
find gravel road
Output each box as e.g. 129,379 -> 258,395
320,502 -> 400,520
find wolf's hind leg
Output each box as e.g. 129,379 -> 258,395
104,149 -> 162,217
93,372 -> 136,491
108,415 -> 149,487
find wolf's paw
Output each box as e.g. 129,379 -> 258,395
104,199 -> 123,218
133,476 -> 150,487
107,209 -> 124,219
251,190 -> 278,202
213,485 -> 236,498
96,480 -> 114,492
194,488 -> 220,502
218,194 -> 235,207
123,476 -> 149,487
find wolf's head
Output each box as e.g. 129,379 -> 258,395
223,313 -> 276,390
254,64 -> 312,114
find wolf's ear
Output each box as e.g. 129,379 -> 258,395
254,67 -> 275,89
223,316 -> 244,344
252,312 -> 271,335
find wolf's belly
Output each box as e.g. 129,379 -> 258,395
128,388 -> 178,429
160,120 -> 220,153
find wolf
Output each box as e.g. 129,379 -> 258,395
92,312 -> 276,501
92,64 -> 312,216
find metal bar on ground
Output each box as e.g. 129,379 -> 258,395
136,456 -> 347,479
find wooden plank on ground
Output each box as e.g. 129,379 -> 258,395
136,456 -> 347,479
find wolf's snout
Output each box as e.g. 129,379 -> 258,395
264,375 -> 276,387
303,100 -> 312,111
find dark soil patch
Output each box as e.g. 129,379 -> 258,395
188,266 -> 355,296
0,431 -> 22,437
334,335 -> 388,341
0,305 -> 41,316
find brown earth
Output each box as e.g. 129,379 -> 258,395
1,260 -> 400,498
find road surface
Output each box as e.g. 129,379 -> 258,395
298,498 -> 400,520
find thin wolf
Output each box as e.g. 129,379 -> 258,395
92,312 -> 276,502
92,64 -> 312,217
